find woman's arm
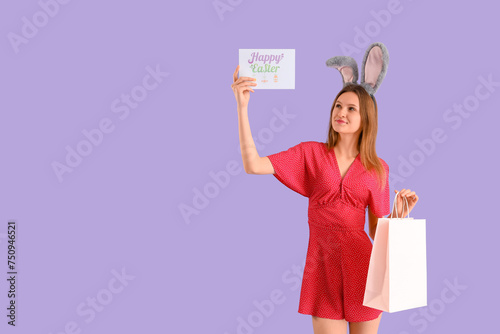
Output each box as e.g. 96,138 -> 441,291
238,105 -> 274,175
232,66 -> 273,175
368,207 -> 379,240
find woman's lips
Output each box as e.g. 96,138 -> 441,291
336,120 -> 346,124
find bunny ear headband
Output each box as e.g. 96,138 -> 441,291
325,42 -> 389,100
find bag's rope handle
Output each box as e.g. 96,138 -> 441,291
392,190 -> 410,218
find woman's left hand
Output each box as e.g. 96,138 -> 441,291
392,188 -> 419,218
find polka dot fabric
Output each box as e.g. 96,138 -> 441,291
267,141 -> 390,321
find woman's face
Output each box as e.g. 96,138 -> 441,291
331,91 -> 362,136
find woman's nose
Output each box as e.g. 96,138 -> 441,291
337,107 -> 346,117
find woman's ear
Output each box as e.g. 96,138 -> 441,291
360,42 -> 390,96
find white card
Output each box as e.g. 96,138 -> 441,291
238,49 -> 295,89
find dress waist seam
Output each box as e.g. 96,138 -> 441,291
308,219 -> 364,231
309,201 -> 366,213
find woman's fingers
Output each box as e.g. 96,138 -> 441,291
397,188 -> 416,199
235,81 -> 257,92
238,77 -> 257,84
231,71 -> 257,93
393,188 -> 419,218
405,191 -> 416,201
233,65 -> 241,83
395,188 -> 414,204
235,81 -> 257,93
233,65 -> 257,84
406,191 -> 417,201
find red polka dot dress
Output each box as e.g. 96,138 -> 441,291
266,141 -> 390,322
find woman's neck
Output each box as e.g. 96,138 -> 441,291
335,134 -> 359,158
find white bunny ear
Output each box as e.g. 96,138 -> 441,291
360,42 -> 389,96
326,56 -> 359,86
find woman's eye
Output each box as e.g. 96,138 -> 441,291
336,104 -> 355,111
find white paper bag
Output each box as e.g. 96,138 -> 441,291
363,191 -> 427,312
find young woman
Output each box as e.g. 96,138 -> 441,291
231,64 -> 419,334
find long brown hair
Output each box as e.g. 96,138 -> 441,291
325,84 -> 387,190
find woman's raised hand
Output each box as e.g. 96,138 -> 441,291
231,65 -> 257,108
392,188 -> 419,218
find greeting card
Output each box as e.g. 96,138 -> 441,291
238,49 -> 295,89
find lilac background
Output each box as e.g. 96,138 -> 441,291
0,0 -> 498,333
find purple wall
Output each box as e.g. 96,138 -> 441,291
0,0 -> 497,333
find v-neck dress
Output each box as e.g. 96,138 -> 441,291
266,141 -> 390,321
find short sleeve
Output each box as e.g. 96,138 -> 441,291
266,142 -> 311,197
368,159 -> 391,217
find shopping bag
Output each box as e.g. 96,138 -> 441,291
363,191 -> 427,312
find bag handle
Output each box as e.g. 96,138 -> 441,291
392,190 -> 410,219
